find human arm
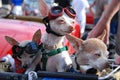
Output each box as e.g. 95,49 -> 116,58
88,0 -> 120,39
89,0 -> 95,16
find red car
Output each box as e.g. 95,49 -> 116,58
0,16 -> 80,58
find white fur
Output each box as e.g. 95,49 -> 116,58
25,0 -> 75,73
41,15 -> 74,72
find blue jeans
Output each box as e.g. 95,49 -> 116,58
94,18 -> 99,25
110,20 -> 118,34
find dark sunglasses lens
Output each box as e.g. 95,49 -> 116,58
25,42 -> 38,54
51,6 -> 62,14
12,45 -> 23,57
67,7 -> 76,15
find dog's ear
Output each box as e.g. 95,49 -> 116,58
97,30 -> 106,41
5,36 -> 19,46
32,29 -> 41,44
66,34 -> 84,51
38,0 -> 49,17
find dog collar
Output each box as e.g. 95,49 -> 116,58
41,46 -> 68,70
75,56 -> 80,70
43,46 -> 68,56
74,56 -> 97,74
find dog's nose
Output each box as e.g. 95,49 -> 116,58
69,26 -> 73,32
105,62 -> 110,68
23,64 -> 28,69
71,20 -> 75,24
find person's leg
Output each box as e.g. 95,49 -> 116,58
110,20 -> 118,35
94,18 -> 99,25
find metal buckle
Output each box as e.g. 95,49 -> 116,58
57,48 -> 61,53
28,71 -> 38,80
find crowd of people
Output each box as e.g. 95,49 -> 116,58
0,0 -> 41,16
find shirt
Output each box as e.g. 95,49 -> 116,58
11,0 -> 23,6
72,0 -> 89,22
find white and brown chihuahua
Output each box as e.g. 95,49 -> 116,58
65,31 -> 109,74
5,29 -> 41,73
0,54 -> 15,72
25,0 -> 76,73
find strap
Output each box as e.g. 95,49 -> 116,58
41,46 -> 68,71
75,56 -> 80,70
47,46 -> 68,56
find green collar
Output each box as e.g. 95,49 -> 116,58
39,43 -> 68,56
44,46 -> 68,56
40,44 -> 68,70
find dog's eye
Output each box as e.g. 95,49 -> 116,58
18,56 -> 22,59
95,54 -> 101,57
57,20 -> 65,24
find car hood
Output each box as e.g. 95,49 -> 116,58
0,19 -> 45,58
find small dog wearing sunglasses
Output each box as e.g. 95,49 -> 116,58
5,29 -> 41,73
26,0 -> 76,72
65,31 -> 109,74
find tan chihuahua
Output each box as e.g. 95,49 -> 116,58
66,31 -> 109,74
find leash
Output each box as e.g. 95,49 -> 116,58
40,45 -> 68,71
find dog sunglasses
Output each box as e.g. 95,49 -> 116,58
12,42 -> 39,58
48,6 -> 76,20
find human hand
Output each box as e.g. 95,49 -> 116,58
87,29 -> 97,38
87,28 -> 109,45
87,22 -> 110,45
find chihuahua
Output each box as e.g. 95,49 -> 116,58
26,0 -> 76,73
65,31 -> 109,74
5,29 -> 41,73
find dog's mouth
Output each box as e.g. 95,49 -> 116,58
86,68 -> 97,74
60,29 -> 73,34
80,65 -> 97,74
64,30 -> 73,33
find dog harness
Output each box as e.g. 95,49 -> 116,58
40,44 -> 68,71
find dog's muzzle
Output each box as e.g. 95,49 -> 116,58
80,65 -> 97,74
